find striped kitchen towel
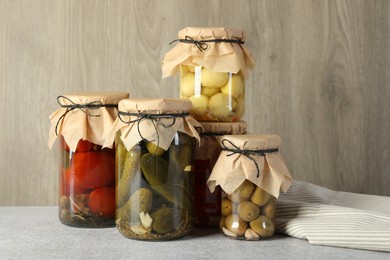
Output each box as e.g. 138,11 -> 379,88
277,180 -> 390,252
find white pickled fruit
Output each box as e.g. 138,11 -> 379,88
201,67 -> 228,88
180,72 -> 196,97
249,215 -> 275,237
221,74 -> 244,98
251,186 -> 271,206
237,201 -> 260,222
208,93 -> 236,119
224,214 -> 247,236
189,95 -> 209,115
187,65 -> 196,73
201,86 -> 220,97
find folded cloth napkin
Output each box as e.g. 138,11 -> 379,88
277,180 -> 390,252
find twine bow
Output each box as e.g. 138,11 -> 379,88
221,139 -> 278,178
55,95 -> 117,136
169,36 -> 245,52
118,111 -> 189,150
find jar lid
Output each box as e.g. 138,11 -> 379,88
118,98 -> 192,113
198,121 -> 247,135
162,27 -> 255,78
104,98 -> 201,151
48,91 -> 129,151
207,134 -> 292,198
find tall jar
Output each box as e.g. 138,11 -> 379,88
104,98 -> 201,240
194,121 -> 247,227
162,27 -> 255,122
48,92 -> 129,228
207,135 -> 292,240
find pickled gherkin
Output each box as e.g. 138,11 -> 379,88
116,132 -> 195,240
117,146 -> 142,207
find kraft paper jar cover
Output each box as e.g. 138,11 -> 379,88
104,98 -> 201,151
162,27 -> 255,78
48,92 -> 129,152
207,134 -> 292,198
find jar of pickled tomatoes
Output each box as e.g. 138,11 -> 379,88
48,92 -> 128,228
162,27 -> 255,122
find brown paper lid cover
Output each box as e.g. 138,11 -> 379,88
207,134 -> 292,198
198,121 -> 247,135
104,98 -> 201,151
48,92 -> 129,151
162,27 -> 255,77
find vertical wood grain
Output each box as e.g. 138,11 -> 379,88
0,0 -> 389,205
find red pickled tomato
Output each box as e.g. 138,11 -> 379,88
61,136 -> 100,152
70,152 -> 115,189
88,187 -> 115,217
63,168 -> 90,196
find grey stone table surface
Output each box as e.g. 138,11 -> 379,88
0,206 -> 388,260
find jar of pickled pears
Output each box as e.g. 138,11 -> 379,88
104,98 -> 201,240
194,121 -> 247,227
48,92 -> 129,227
207,135 -> 292,240
162,27 -> 255,122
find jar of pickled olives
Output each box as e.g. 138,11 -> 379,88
48,92 -> 129,228
194,121 -> 247,227
207,135 -> 292,240
104,98 -> 200,240
162,27 -> 255,122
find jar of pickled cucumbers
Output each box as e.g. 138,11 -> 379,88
194,121 -> 247,227
207,135 -> 292,240
104,98 -> 200,240
162,27 -> 255,122
48,92 -> 129,228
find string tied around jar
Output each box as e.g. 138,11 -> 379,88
221,139 -> 279,178
55,95 -> 117,136
169,36 -> 245,52
118,111 -> 190,153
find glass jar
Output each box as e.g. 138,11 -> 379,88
162,27 -> 255,122
107,98 -> 201,240
207,134 -> 292,240
194,121 -> 247,227
59,137 -> 116,227
180,66 -> 245,122
115,132 -> 196,240
220,182 -> 276,240
48,92 -> 129,227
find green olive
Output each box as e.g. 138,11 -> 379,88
251,186 -> 271,206
221,198 -> 233,216
237,201 -> 260,222
237,180 -> 254,199
249,215 -> 275,237
224,214 -> 247,236
262,198 -> 276,219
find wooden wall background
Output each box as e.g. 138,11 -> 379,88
0,0 -> 389,206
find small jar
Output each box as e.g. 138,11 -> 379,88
194,121 -> 247,227
207,135 -> 292,240
48,92 -> 128,228
162,27 -> 255,122
105,98 -> 200,240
